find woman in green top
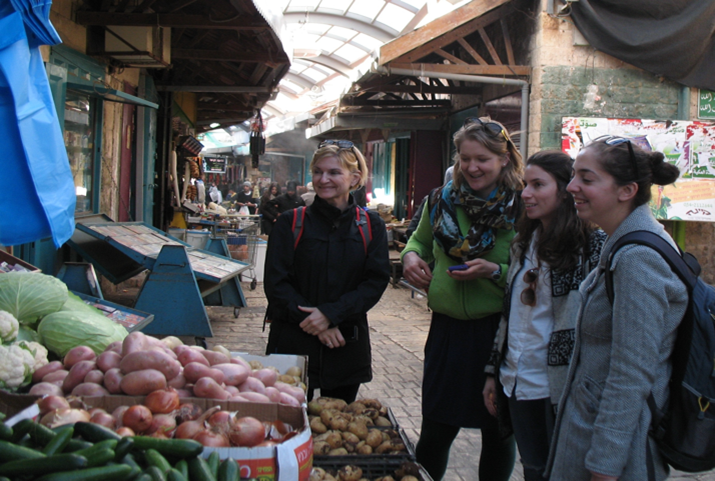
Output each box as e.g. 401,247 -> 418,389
402,118 -> 524,481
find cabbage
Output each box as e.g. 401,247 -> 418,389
61,292 -> 105,317
0,273 -> 68,324
37,310 -> 128,357
15,325 -> 40,343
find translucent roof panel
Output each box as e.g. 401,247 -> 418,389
314,36 -> 344,54
376,3 -> 414,32
352,33 -> 383,52
317,0 -> 352,14
286,0 -> 320,10
333,43 -> 369,65
301,67 -> 330,83
327,26 -> 358,42
347,1 -> 383,23
280,79 -> 306,94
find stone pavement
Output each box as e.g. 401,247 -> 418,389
191,279 -> 713,481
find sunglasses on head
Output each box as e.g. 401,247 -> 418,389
520,267 -> 539,307
603,136 -> 640,180
319,139 -> 355,150
464,117 -> 507,141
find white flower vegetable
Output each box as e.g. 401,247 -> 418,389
14,340 -> 48,373
0,344 -> 33,389
0,310 -> 19,344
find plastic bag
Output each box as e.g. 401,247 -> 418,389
238,206 -> 250,215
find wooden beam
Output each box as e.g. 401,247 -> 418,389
384,2 -> 515,65
379,0 -> 511,65
133,0 -> 157,13
435,48 -> 468,65
170,0 -> 199,13
390,62 -> 531,77
75,12 -> 269,30
172,49 -> 289,65
457,38 -> 488,65
345,98 -> 451,107
249,64 -> 268,85
478,27 -> 502,65
500,18 -> 515,66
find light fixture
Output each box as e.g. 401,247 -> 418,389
210,122 -> 220,128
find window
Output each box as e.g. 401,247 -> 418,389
64,90 -> 97,213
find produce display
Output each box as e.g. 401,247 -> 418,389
309,462 -> 427,481
26,331 -> 307,406
308,397 -> 408,457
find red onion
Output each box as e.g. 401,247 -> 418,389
174,405 -> 219,440
176,403 -> 203,424
116,426 -> 135,437
37,395 -> 70,416
122,405 -> 153,433
90,411 -> 116,429
193,427 -> 230,447
112,405 -> 129,427
229,416 -> 266,447
146,414 -> 177,435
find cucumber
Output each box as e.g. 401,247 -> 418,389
74,422 -> 122,443
0,453 -> 88,477
130,437 -> 203,459
206,451 -> 220,478
43,425 -> 74,456
114,437 -> 135,461
216,458 -> 238,481
188,457 -> 216,481
173,459 -> 188,479
145,448 -> 172,473
25,420 -> 57,446
10,418 -> 35,443
65,439 -> 94,452
74,439 -> 118,458
0,439 -> 46,462
166,468 -> 187,481
35,464 -> 133,481
85,448 -> 116,468
133,475 -> 152,481
144,465 -> 167,481
0,423 -> 12,441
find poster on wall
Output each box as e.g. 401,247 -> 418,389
203,156 -> 227,174
562,117 -> 715,222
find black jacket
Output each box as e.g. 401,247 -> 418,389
264,195 -> 390,390
234,191 -> 258,214
273,193 -> 304,213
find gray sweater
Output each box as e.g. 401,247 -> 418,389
547,204 -> 688,480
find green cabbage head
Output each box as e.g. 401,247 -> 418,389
0,273 -> 68,324
38,310 -> 128,357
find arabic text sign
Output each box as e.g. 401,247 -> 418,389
699,89 -> 715,120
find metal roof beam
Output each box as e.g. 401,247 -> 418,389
283,12 -> 394,42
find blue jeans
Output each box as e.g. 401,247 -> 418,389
507,395 -> 555,481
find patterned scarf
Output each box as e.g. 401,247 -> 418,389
429,181 -> 521,262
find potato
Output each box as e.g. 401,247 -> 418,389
193,377 -> 230,400
252,368 -> 278,387
360,398 -> 382,410
310,417 -> 328,434
201,349 -> 230,366
103,368 -> 124,394
63,346 -> 96,369
347,421 -> 369,440
320,409 -> 337,426
177,348 -> 210,367
345,402 -> 366,415
210,344 -> 231,358
28,382 -> 63,397
120,368 -> 167,395
324,431 -> 343,449
374,416 -> 392,427
248,360 -> 263,370
71,382 -> 110,397
183,362 -> 225,384
309,467 -> 326,481
313,441 -> 330,455
356,443 -> 372,455
401,477 -> 419,481
62,360 -> 97,394
42,369 -> 69,385
96,351 -> 122,373
365,429 -> 383,448
211,363 -> 250,386
329,416 -> 349,432
238,376 -> 266,394
337,465 -> 362,481
32,361 -> 64,384
308,400 -> 324,416
121,331 -> 148,357
341,432 -> 360,444
120,350 -> 181,380
83,369 -> 104,384
328,447 -> 348,456
238,392 -> 272,403
284,366 -> 302,377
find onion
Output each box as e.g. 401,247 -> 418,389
173,406 -> 219,440
207,410 -> 232,433
116,426 -> 135,437
37,395 -> 70,416
229,416 -> 266,447
112,405 -> 130,427
193,427 -> 230,447
90,411 -> 116,429
123,405 -> 153,433
40,408 -> 91,428
145,388 -> 180,414
146,413 -> 177,435
176,403 -> 203,424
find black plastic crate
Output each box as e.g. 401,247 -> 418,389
312,459 -> 433,481
313,427 -> 416,464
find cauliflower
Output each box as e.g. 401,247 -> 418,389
0,344 -> 33,389
14,341 -> 49,373
0,311 -> 19,344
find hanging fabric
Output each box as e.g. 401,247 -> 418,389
0,2 -> 76,248
249,110 -> 265,168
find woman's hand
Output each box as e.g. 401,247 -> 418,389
590,472 -> 618,481
298,306 -> 330,335
318,327 -> 345,349
483,376 -> 497,417
448,259 -> 499,281
402,252 -> 432,289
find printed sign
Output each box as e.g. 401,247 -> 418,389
204,156 -> 227,174
698,89 -> 715,120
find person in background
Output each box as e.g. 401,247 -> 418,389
264,140 -> 390,403
235,181 -> 258,214
207,182 -> 223,204
482,150 -> 607,481
195,176 -> 206,205
401,117 -> 523,481
546,137 -> 685,481
259,182 -> 280,235
273,180 -> 305,213
225,187 -> 238,203
301,181 -> 316,206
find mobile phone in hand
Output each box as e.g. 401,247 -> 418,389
448,264 -> 469,272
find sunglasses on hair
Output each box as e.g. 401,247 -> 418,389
520,267 -> 539,307
319,139 -> 355,149
464,117 -> 508,141
603,136 -> 640,180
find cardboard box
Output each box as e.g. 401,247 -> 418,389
0,250 -> 40,273
8,395 -> 313,481
232,353 -> 308,385
0,389 -> 41,417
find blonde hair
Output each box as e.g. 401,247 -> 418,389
452,118 -> 524,192
310,144 -> 369,188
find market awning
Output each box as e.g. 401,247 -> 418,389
67,83 -> 159,109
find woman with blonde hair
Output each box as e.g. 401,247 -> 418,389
264,140 -> 390,403
402,118 -> 524,480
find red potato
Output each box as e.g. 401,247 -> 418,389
62,360 -> 97,394
167,373 -> 187,389
120,369 -> 167,396
103,368 -> 124,394
211,363 -> 250,386
278,392 -> 301,407
183,362 -> 225,384
225,385 -> 240,396
120,350 -> 181,380
42,370 -> 69,386
201,350 -> 230,366
273,381 -> 306,403
96,351 -> 122,373
192,377 -> 230,400
237,392 -> 271,403
63,346 -> 96,369
32,361 -> 64,384
251,368 -> 278,387
176,388 -> 193,398
264,387 -> 281,403
229,356 -> 252,371
104,341 -> 123,354
177,349 -> 209,367
150,346 -> 178,360
29,382 -> 64,397
72,382 -> 110,397
121,331 -> 148,357
84,370 -> 104,384
238,376 -> 266,394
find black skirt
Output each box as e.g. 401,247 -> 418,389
422,311 -> 500,429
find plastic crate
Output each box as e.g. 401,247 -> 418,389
313,426 -> 416,464
312,460 -> 433,481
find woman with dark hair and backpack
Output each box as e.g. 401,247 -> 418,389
546,137 -> 686,481
263,140 -> 390,403
483,150 -> 606,481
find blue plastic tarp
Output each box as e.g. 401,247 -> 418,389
0,2 -> 75,248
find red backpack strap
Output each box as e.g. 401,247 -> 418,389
355,207 -> 372,254
292,207 -> 306,249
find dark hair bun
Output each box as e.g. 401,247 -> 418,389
648,151 -> 680,186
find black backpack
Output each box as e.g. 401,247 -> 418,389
605,230 -> 715,475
